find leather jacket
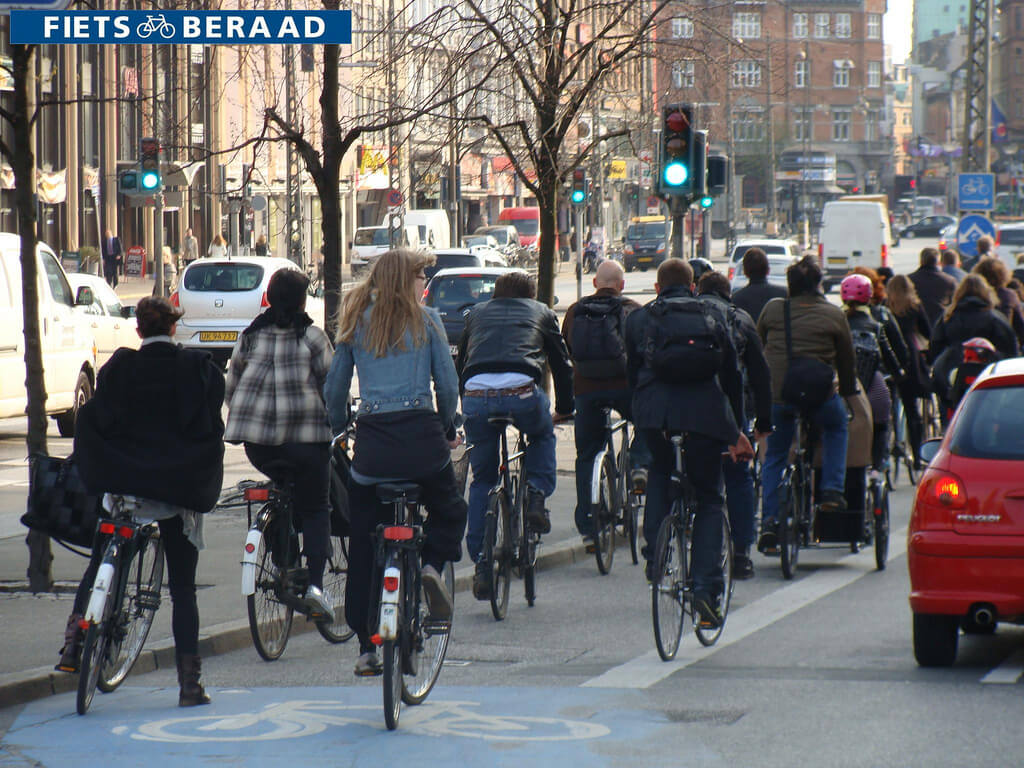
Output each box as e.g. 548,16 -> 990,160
457,297 -> 575,415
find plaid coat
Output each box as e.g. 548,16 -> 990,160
225,325 -> 333,445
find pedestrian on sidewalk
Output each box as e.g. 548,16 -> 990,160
254,234 -> 268,257
101,229 -> 123,288
182,228 -> 199,266
207,233 -> 227,259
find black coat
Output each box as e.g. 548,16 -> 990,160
930,296 -> 1020,363
732,279 -> 787,325
74,342 -> 226,512
908,265 -> 958,329
894,305 -> 933,397
994,286 -> 1024,345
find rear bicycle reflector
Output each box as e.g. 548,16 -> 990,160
244,488 -> 270,502
383,526 -> 414,541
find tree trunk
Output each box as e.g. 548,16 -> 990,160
319,36 -> 343,339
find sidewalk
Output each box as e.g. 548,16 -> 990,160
0,424 -> 593,710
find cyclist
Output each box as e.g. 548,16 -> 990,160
457,270 -> 574,600
973,256 -> 1024,345
324,249 -> 466,677
732,248 -> 787,324
66,296 -> 225,707
624,258 -> 753,626
757,256 -> 858,555
224,269 -> 336,623
561,260 -> 650,549
696,271 -> 773,580
886,275 -> 932,468
940,249 -> 967,282
908,247 -> 958,329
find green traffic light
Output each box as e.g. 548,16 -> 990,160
570,189 -> 586,204
140,170 -> 160,190
663,161 -> 688,187
700,196 -> 714,209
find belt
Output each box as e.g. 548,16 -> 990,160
463,383 -> 534,398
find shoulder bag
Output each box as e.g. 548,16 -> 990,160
780,299 -> 835,410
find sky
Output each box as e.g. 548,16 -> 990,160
885,0 -> 914,64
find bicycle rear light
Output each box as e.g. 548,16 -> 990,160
244,543 -> 256,553
383,526 -> 414,541
244,488 -> 270,501
384,575 -> 400,591
118,526 -> 134,539
99,522 -> 116,535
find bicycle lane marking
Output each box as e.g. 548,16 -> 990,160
582,527 -> 909,690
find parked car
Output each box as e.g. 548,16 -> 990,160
171,256 -> 324,368
473,225 -> 520,252
908,358 -> 1024,667
424,248 -> 508,281
994,221 -> 1024,274
900,215 -> 957,239
67,273 -> 139,366
727,238 -> 802,292
937,221 -> 957,252
460,234 -> 507,265
423,267 -> 518,359
349,224 -> 419,276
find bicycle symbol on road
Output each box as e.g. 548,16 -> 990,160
136,14 -> 175,39
124,698 -> 612,743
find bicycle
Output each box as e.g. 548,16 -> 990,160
889,392 -> 919,486
651,434 -> 734,660
370,482 -> 454,730
775,411 -> 814,580
589,406 -> 643,574
921,391 -> 943,440
136,13 -> 175,39
240,448 -> 353,662
479,416 -> 541,621
77,496 -> 165,715
867,460 -> 891,571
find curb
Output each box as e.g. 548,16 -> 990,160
0,538 -> 591,712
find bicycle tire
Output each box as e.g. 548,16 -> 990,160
317,534 -> 354,643
382,638 -> 402,730
99,534 -> 164,691
402,561 -> 453,705
77,623 -> 108,715
594,453 -> 616,575
779,475 -> 800,580
247,511 -> 294,661
652,513 -> 687,661
873,482 -> 890,571
695,516 -> 733,647
485,492 -> 511,621
617,435 -> 641,565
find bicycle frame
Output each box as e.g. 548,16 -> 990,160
84,512 -> 157,627
240,484 -> 307,610
373,496 -> 425,643
488,424 -> 526,552
589,411 -> 628,508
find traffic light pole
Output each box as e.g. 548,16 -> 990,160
575,205 -> 583,301
669,196 -> 686,260
152,45 -> 164,298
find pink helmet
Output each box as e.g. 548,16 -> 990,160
840,273 -> 873,304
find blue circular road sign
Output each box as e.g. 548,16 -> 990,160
956,214 -> 996,258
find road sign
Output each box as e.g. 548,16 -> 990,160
958,173 -> 995,211
0,0 -> 73,13
387,188 -> 403,207
956,214 -> 996,257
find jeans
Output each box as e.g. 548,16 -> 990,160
462,385 -> 556,560
641,430 -> 725,597
762,394 -> 848,526
723,456 -> 756,553
572,389 -> 651,537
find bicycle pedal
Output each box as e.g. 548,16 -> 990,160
136,589 -> 162,611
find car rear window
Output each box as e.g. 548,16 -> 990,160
184,263 -> 265,292
999,229 -> 1024,246
427,275 -> 498,313
731,245 -> 787,262
950,385 -> 1024,460
426,254 -> 482,279
353,228 -> 388,246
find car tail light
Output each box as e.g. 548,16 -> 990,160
912,469 -> 967,531
728,266 -> 735,281
995,230 -> 1001,246
935,475 -> 966,508
260,292 -> 270,308
817,243 -> 823,265
170,291 -> 180,308
881,244 -> 889,267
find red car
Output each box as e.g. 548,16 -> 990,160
909,357 -> 1024,666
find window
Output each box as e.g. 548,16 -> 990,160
793,13 -> 808,38
671,16 -> 694,38
814,13 -> 830,38
732,110 -> 765,142
865,110 -> 879,141
672,60 -> 695,89
832,108 -> 851,141
794,109 -> 813,141
731,60 -> 762,88
732,12 -> 761,39
867,13 -> 882,39
835,13 -> 851,39
795,59 -> 810,88
833,60 -> 852,87
950,387 -> 1024,460
868,61 -> 881,88
40,250 -> 73,306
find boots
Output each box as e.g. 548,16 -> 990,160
55,613 -> 84,673
176,653 -> 211,707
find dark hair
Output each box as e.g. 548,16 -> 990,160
493,270 -> 536,299
656,258 -> 693,289
876,266 -> 894,284
976,235 -> 994,255
919,247 -> 940,268
135,296 -> 184,338
786,255 -> 822,297
742,247 -> 769,281
940,248 -> 960,267
697,271 -> 731,300
266,268 -> 310,323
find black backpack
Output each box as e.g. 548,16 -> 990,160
643,296 -> 723,385
850,325 -> 882,390
571,295 -> 628,379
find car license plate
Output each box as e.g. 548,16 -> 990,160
639,257 -> 652,262
449,344 -> 458,356
827,257 -> 847,265
199,331 -> 238,342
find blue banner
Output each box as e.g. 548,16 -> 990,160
10,10 -> 351,45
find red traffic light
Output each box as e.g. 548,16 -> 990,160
909,179 -> 917,189
666,110 -> 689,134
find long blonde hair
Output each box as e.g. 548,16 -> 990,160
886,274 -> 921,317
336,248 -> 435,357
945,273 -> 997,321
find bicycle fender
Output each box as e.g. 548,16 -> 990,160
590,448 -> 609,508
378,564 -> 401,641
241,528 -> 263,596
84,561 -> 115,625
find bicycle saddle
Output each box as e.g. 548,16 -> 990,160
259,460 -> 296,486
376,482 -> 421,504
488,415 -> 514,427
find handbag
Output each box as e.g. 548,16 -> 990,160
780,300 -> 835,411
21,454 -> 105,548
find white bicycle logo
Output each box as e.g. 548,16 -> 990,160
136,14 -> 175,39
127,698 -> 611,743
963,177 -> 991,197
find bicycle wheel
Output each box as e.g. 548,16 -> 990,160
402,561 -> 453,705
651,513 -> 687,661
696,516 -> 733,647
317,533 -> 354,643
873,482 -> 890,571
617,439 -> 641,565
593,454 -> 616,575
485,491 -> 511,621
382,638 -> 402,730
77,622 -> 109,715
779,475 -> 801,580
246,512 -> 294,661
99,534 -> 164,691
922,394 -> 942,440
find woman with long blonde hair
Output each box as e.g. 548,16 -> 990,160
325,249 -> 466,677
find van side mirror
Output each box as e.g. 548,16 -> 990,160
552,295 -> 559,306
120,305 -> 136,319
74,286 -> 94,307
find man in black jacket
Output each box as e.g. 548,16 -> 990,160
909,247 -> 958,328
732,248 -> 787,324
457,271 -> 574,599
625,259 -> 753,625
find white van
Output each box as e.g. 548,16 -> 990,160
0,234 -> 97,435
817,200 -> 892,291
350,224 -> 420,276
402,209 -> 450,250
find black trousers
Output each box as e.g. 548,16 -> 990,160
245,442 -> 331,589
346,460 -> 467,650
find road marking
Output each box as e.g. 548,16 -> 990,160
583,527 -> 908,689
981,649 -> 1024,684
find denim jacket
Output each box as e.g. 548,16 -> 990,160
324,304 -> 459,434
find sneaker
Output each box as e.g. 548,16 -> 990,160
644,559 -> 657,583
304,585 -> 336,624
354,651 -> 383,677
757,523 -> 779,556
472,561 -> 492,601
526,487 -> 551,534
732,553 -> 755,580
630,468 -> 648,494
582,535 -> 596,554
694,593 -> 723,629
819,489 -> 848,513
421,565 -> 453,622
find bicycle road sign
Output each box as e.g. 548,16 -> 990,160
0,0 -> 72,12
958,173 -> 995,211
956,214 -> 996,257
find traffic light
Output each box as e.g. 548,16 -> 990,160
699,195 -> 714,209
909,179 -> 917,190
707,155 -> 728,196
692,130 -> 708,198
570,168 -> 588,205
139,136 -> 161,192
659,103 -> 693,197
117,169 -> 139,195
